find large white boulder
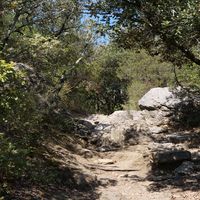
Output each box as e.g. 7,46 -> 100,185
138,87 -> 181,110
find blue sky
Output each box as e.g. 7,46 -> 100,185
81,13 -> 110,45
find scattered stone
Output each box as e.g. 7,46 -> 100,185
85,109 -> 171,149
99,178 -> 110,186
143,152 -> 149,158
96,146 -> 118,152
173,174 -> 185,186
81,87 -> 199,153
148,142 -> 184,152
94,124 -> 105,131
148,126 -> 166,134
153,150 -> 191,164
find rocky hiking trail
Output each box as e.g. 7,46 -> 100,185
79,112 -> 200,200
16,87 -> 200,200
87,145 -> 199,200
71,88 -> 200,200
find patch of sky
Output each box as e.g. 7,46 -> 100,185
81,13 -> 114,45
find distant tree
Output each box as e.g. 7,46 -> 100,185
94,56 -> 129,114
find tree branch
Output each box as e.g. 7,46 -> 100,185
143,12 -> 200,66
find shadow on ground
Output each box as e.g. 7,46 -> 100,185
147,165 -> 200,192
3,132 -> 102,200
7,156 -> 101,200
149,127 -> 200,192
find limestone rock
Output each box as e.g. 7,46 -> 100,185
138,87 -> 180,110
148,142 -> 184,152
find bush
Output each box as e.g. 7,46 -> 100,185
0,60 -> 40,132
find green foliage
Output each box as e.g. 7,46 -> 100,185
176,64 -> 200,90
0,1 -> 88,196
89,0 -> 200,93
0,0 -> 95,119
90,46 -> 129,114
89,0 -> 200,66
65,45 -> 130,114
66,45 -> 174,113
0,60 -> 25,127
0,60 -> 40,133
0,134 -> 29,179
0,60 -> 40,197
0,133 -> 32,197
118,49 -> 174,109
88,46 -> 174,110
0,0 -> 80,50
2,0 -> 200,198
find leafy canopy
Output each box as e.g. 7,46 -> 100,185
89,0 -> 200,67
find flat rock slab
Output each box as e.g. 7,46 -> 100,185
153,150 -> 191,164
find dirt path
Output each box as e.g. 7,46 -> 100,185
86,144 -> 200,200
77,112 -> 200,200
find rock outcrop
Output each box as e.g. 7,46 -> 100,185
79,87 -> 199,153
138,87 -> 181,110
83,109 -> 171,151
76,87 -> 200,194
